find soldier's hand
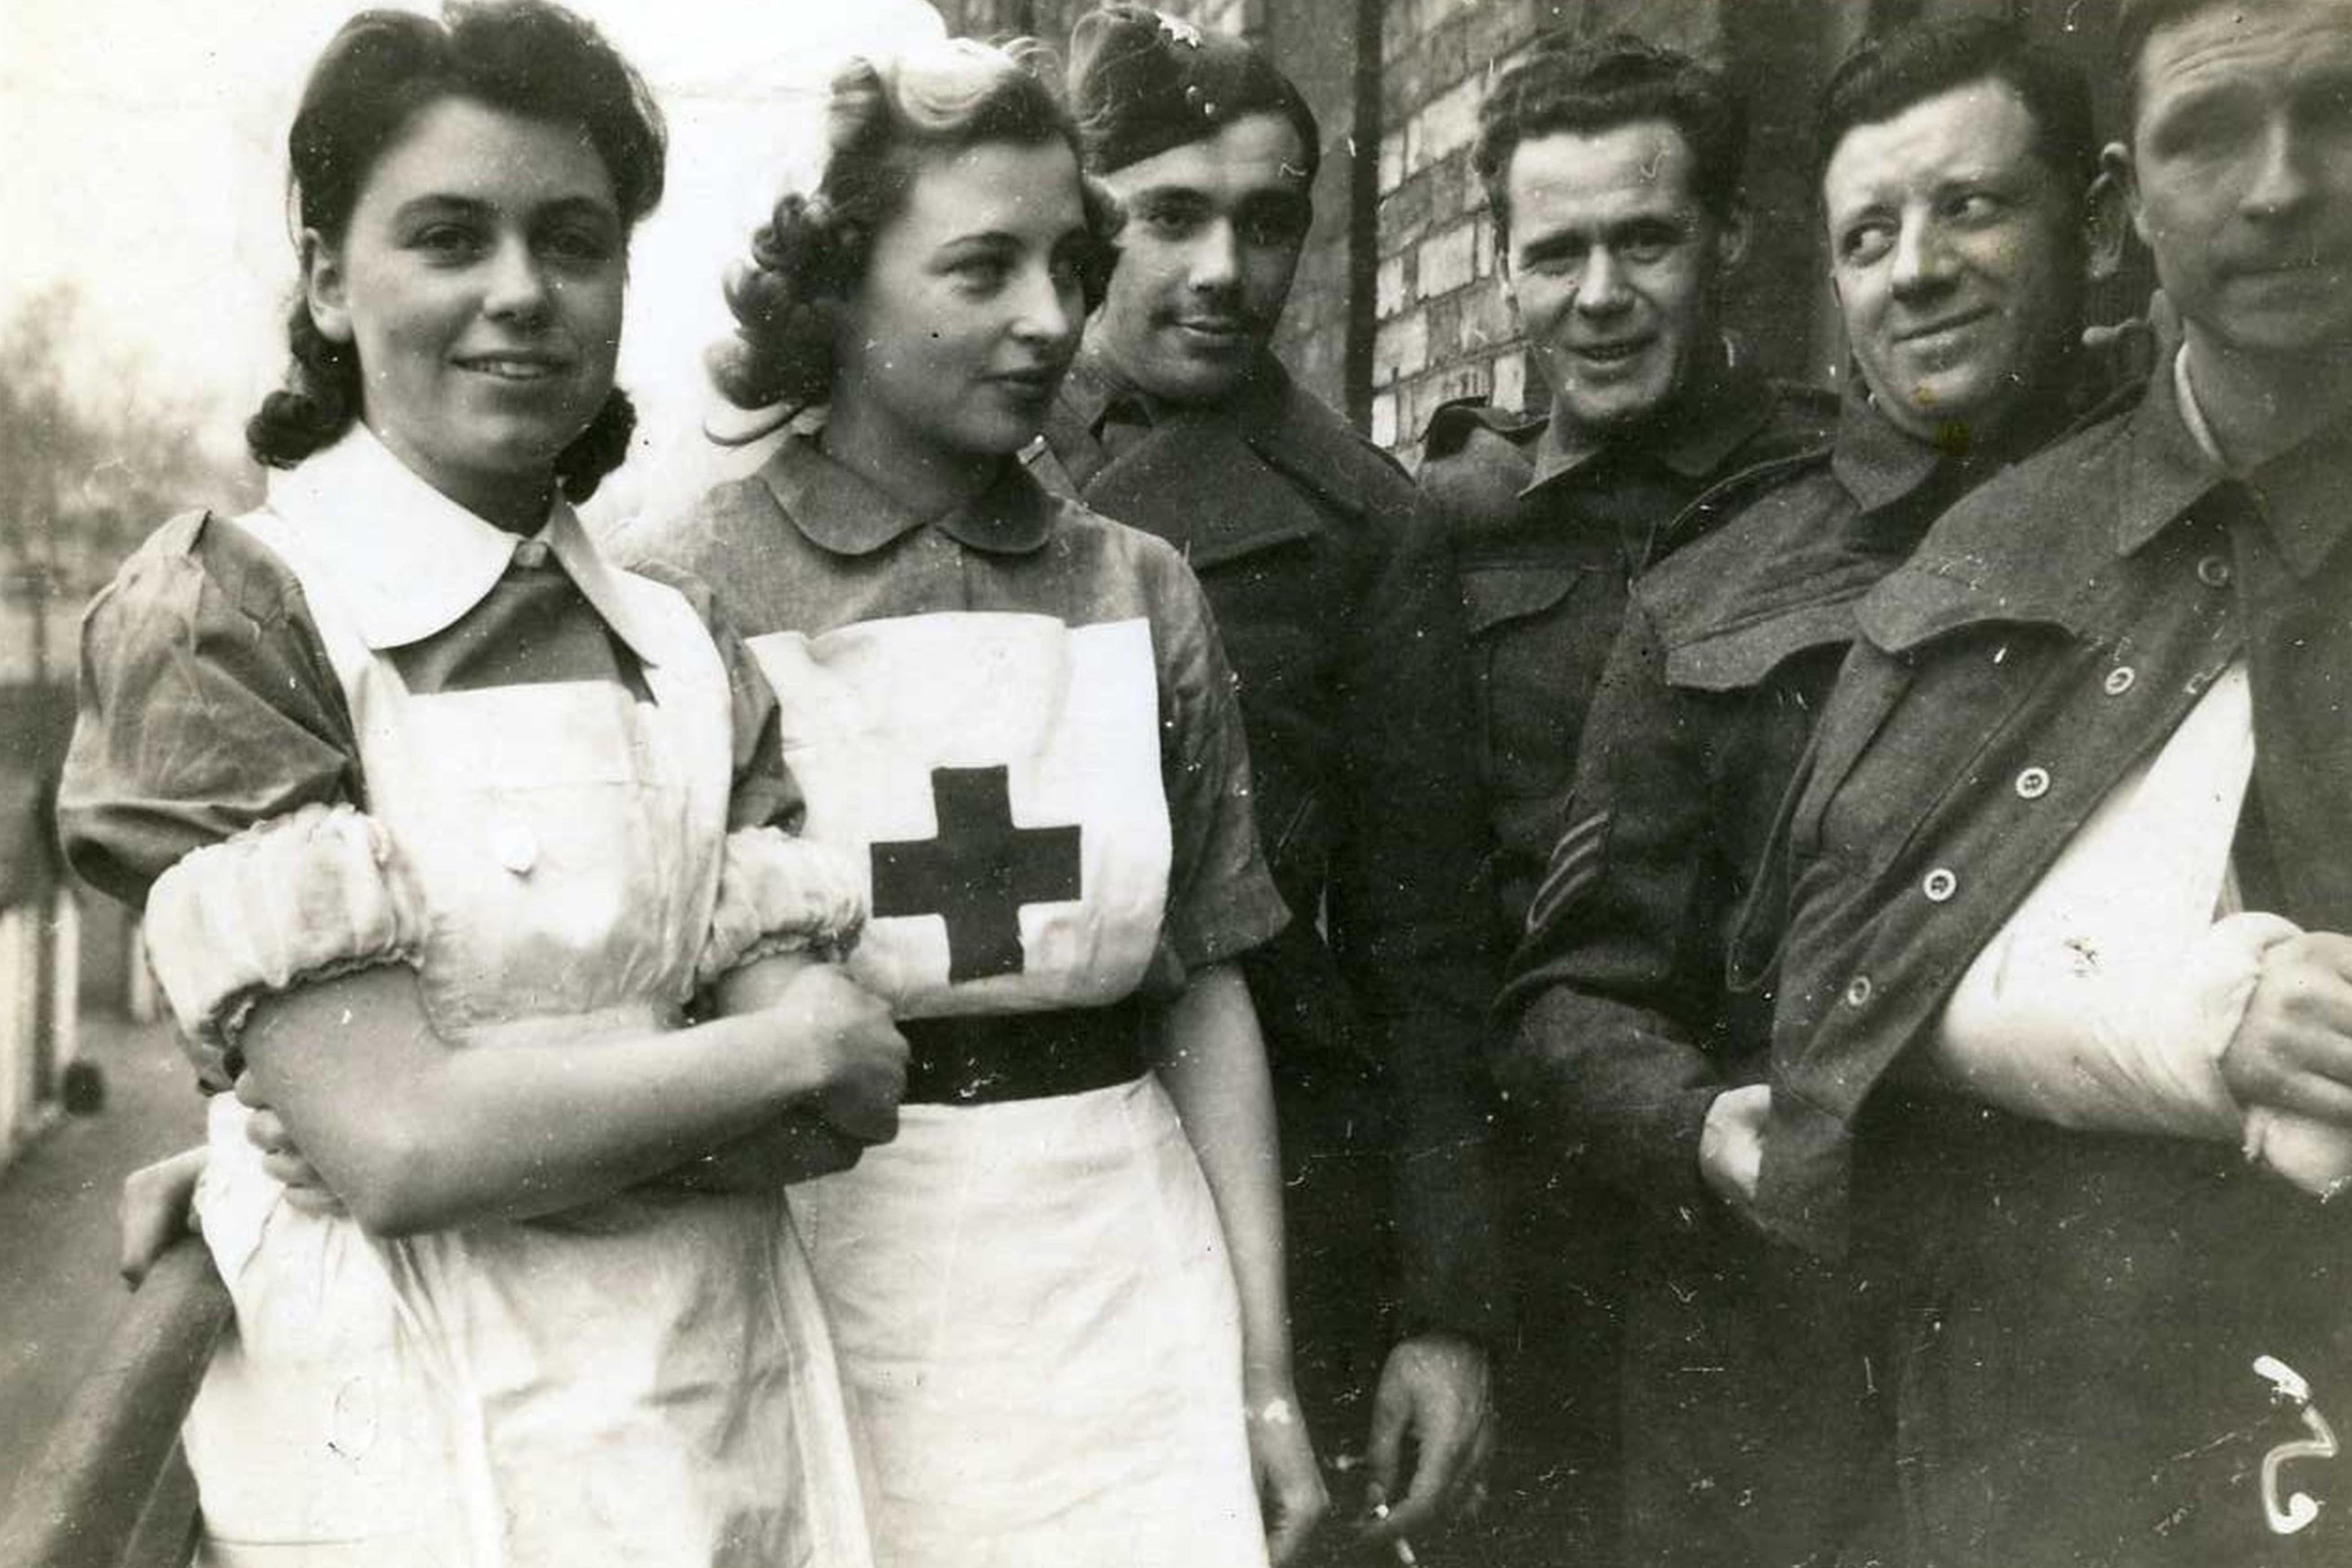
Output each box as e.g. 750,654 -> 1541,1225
2222,932 -> 2352,1128
673,1111 -> 868,1192
1700,1083 -> 1771,1216
1363,1332 -> 1495,1538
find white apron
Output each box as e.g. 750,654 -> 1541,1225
184,509 -> 873,1568
750,614 -> 1265,1568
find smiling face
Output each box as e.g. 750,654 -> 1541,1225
1089,112 -> 1312,406
1824,78 -> 2087,445
306,95 -> 625,522
1501,120 -> 1745,444
829,137 -> 1090,474
2122,0 -> 2352,369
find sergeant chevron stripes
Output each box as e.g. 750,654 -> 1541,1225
1524,810 -> 1611,938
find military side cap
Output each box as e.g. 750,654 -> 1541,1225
1068,5 -> 1320,178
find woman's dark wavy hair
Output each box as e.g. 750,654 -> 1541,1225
710,37 -> 1120,414
245,0 -> 666,502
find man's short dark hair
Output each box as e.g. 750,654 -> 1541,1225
1473,31 -> 1747,243
2115,0 -> 2234,136
1814,18 -> 2097,199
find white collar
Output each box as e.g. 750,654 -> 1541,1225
2173,345 -> 2228,470
264,425 -> 663,665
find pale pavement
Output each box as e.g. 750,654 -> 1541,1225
0,1015 -> 202,1521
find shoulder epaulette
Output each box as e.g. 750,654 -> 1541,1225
2069,371 -> 2152,436
1768,378 -> 1844,430
1662,441 -> 1837,551
1246,377 -> 1418,513
1767,381 -> 1842,422
1421,396 -> 1545,463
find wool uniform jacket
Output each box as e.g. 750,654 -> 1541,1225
1752,355 -> 2352,1565
1418,352 -> 1837,943
1494,388 -> 1986,1221
1758,359 -> 2352,1256
1035,354 -> 1502,1347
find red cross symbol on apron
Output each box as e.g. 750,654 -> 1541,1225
871,765 -> 1084,983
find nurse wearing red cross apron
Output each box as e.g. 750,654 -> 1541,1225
615,36 -> 1328,1568
59,9 -> 900,1562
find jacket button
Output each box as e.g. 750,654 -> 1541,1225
1845,975 -> 1874,1007
492,820 -> 538,875
2103,666 -> 2137,696
1922,867 -> 1958,902
2197,554 -> 2232,588
512,538 -> 551,569
2015,766 -> 2051,800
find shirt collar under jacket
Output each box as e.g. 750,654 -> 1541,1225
264,424 -> 666,665
758,428 -> 1060,558
2107,347 -> 2236,563
1520,335 -> 1775,497
1061,348 -> 1131,437
1063,343 -> 1290,438
2153,345 -> 2352,581
1829,385 -> 1948,521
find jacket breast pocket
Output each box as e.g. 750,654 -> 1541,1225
1461,563 -> 1620,803
1790,637 -> 2048,880
1186,522 -> 1333,720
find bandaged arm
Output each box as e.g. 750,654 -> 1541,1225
1926,664 -> 2352,1197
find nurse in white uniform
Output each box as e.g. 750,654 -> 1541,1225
59,6 -> 900,1563
617,35 -> 1329,1568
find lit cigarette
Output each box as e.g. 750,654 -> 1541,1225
1368,1502 -> 1419,1567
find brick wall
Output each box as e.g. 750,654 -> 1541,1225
1369,0 -> 1873,457
935,0 -> 1831,449
1255,0 -> 1363,415
937,0 -> 1367,415
1370,0 -> 1554,450
930,0 -> 2129,457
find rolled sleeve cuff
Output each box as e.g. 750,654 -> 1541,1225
1167,866 -> 1290,976
144,803 -> 424,1084
694,826 -> 868,988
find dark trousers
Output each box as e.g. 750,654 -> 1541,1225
1852,1099 -> 2352,1568
1281,1095 -> 1544,1567
1471,1144 -> 1891,1568
1618,1209 -> 1894,1568
1474,1142 -> 1625,1567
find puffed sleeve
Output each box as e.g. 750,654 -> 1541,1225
620,559 -> 868,984
56,512 -> 375,1088
1144,545 -> 1289,975
145,803 -> 426,1084
693,827 -> 868,987
57,512 -> 360,908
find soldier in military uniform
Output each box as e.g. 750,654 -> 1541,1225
1496,23 -> 2123,1564
1036,9 -> 1503,1556
1745,1 -> 2352,1559
1420,32 -> 1836,947
1416,33 -> 1833,1557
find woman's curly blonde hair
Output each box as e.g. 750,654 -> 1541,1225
709,36 -> 1122,413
